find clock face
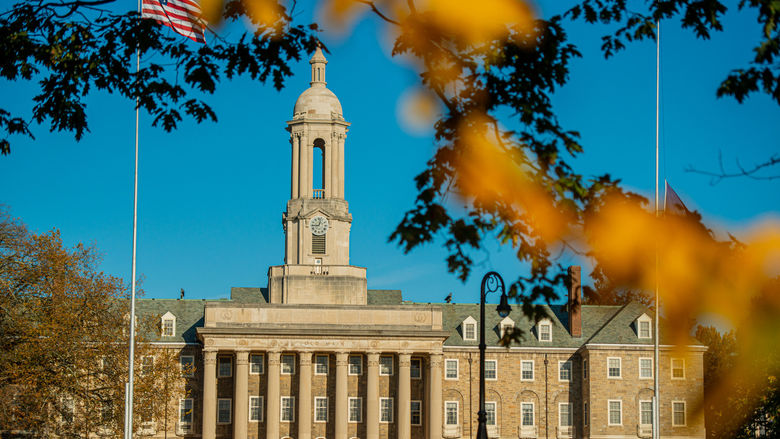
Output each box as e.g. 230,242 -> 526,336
310,215 -> 329,236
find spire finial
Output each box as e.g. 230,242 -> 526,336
310,43 -> 327,87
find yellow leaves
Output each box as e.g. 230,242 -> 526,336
397,86 -> 440,135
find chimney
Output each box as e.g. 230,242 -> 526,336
568,265 -> 582,337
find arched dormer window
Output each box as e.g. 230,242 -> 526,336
462,316 -> 477,341
161,311 -> 176,337
537,318 -> 552,342
499,316 -> 515,338
636,313 -> 652,339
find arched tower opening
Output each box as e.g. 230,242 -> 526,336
313,138 -> 325,198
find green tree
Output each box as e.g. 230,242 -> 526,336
0,206 -> 184,437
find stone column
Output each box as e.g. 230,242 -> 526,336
300,134 -> 309,198
267,351 -> 281,439
427,354 -> 443,439
292,134 -> 300,199
335,352 -> 349,439
366,352 -> 380,439
399,353 -> 412,439
338,134 -> 345,198
307,136 -> 314,197
202,350 -> 218,439
234,351 -> 249,439
298,352 -> 313,439
324,138 -> 331,198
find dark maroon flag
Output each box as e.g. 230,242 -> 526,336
664,181 -> 688,215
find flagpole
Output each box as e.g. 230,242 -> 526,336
653,18 -> 661,439
123,0 -> 141,436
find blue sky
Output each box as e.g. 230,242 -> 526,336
1,1 -> 778,305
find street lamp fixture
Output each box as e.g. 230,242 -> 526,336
477,271 -> 511,439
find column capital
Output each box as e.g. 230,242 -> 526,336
428,353 -> 443,368
299,351 -> 313,366
235,350 -> 249,364
366,352 -> 380,367
268,350 -> 282,365
335,352 -> 349,366
203,350 -> 218,365
398,352 -> 412,368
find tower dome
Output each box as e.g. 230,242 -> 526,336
293,46 -> 343,119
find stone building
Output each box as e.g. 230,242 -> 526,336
137,47 -> 706,439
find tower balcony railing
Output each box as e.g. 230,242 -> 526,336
313,189 -> 325,199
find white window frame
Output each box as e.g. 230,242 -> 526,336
281,354 -> 296,375
348,397 -> 362,423
411,400 -> 422,426
250,353 -> 264,375
314,397 -> 328,423
607,400 -> 622,426
637,314 -> 652,339
218,356 -> 232,378
444,401 -> 459,426
161,311 -> 176,337
671,358 -> 686,380
179,398 -> 194,425
462,316 -> 478,341
559,402 -> 572,427
485,401 -> 497,426
639,357 -> 653,379
180,355 -> 195,377
672,401 -> 686,426
499,316 -> 515,338
411,358 -> 422,379
217,398 -> 232,425
538,319 -> 552,342
639,400 -> 653,426
521,360 -> 534,381
249,396 -> 263,422
379,355 -> 394,376
558,360 -> 572,382
315,354 -> 329,375
141,355 -> 154,376
583,359 -> 588,380
485,359 -> 497,380
379,397 -> 394,423
445,359 -> 459,380
348,355 -> 363,376
607,357 -> 621,379
521,402 -> 535,427
281,396 -> 295,422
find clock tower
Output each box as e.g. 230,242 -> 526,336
267,47 -> 368,305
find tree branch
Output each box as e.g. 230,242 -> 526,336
686,150 -> 780,184
356,0 -> 399,25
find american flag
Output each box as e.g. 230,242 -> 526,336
142,0 -> 206,43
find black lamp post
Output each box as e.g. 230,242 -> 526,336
476,271 -> 512,439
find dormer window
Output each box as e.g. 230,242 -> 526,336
636,314 -> 652,339
161,312 -> 176,337
537,319 -> 552,342
499,316 -> 515,338
462,316 -> 477,341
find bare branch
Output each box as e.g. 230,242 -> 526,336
686,151 -> 780,185
356,0 -> 399,25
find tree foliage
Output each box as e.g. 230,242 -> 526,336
0,207 -> 184,437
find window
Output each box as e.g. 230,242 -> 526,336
521,403 -> 534,426
411,358 -> 422,379
640,400 -> 653,426
380,356 -> 394,376
315,355 -> 329,375
61,397 -> 74,423
462,316 -> 477,341
161,312 -> 176,337
248,354 -> 264,374
559,403 -> 572,427
521,360 -> 534,381
281,354 -> 295,374
141,356 -> 154,376
411,400 -> 422,426
485,360 -> 497,380
499,316 -> 515,338
218,356 -> 232,378
180,355 -> 195,377
639,358 -> 653,379
583,402 -> 588,426
485,402 -> 497,426
607,357 -> 621,378
559,361 -> 572,382
217,398 -> 232,424
348,397 -> 362,423
315,397 -> 328,422
608,400 -> 622,425
312,233 -> 326,254
281,396 -> 295,422
539,321 -> 552,342
639,320 -> 651,338
349,355 -> 362,375
179,399 -> 193,425
672,401 -> 686,426
250,396 -> 263,422
583,359 -> 588,379
445,401 -> 458,426
445,359 -> 458,379
671,358 -> 685,379
380,397 -> 393,423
